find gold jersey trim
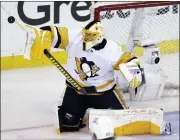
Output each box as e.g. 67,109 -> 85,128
113,52 -> 134,70
113,86 -> 128,109
66,80 -> 115,95
50,26 -> 69,50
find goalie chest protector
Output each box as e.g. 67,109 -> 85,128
65,30 -> 123,91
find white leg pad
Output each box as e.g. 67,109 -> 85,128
89,108 -> 168,136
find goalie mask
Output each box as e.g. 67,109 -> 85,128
82,20 -> 105,51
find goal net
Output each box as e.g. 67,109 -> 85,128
90,1 -> 179,97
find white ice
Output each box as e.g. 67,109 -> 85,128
1,66 -> 179,140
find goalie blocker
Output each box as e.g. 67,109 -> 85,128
114,60 -> 167,101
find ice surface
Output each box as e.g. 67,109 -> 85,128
1,66 -> 179,139
1,112 -> 179,140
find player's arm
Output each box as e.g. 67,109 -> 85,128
113,51 -> 167,101
40,26 -> 69,50
112,52 -> 143,89
23,25 -> 69,60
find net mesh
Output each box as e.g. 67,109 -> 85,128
90,2 -> 179,93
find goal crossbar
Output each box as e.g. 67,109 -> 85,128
94,1 -> 180,20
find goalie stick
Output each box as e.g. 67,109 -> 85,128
43,49 -> 97,94
1,4 -> 98,95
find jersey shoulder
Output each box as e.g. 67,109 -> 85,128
68,28 -> 82,44
102,39 -> 124,62
66,28 -> 83,52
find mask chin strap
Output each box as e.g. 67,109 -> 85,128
83,42 -> 86,50
83,42 -> 88,51
83,42 -> 93,51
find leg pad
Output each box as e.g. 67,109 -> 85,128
57,106 -> 83,133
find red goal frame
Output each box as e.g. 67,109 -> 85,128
94,1 -> 180,20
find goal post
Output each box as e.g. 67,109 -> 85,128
90,1 -> 179,97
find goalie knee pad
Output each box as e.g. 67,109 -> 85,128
55,106 -> 85,133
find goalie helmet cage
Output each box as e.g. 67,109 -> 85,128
90,1 -> 179,96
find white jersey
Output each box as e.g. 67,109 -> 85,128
65,29 -> 124,92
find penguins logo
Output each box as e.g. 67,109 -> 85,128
75,57 -> 100,81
